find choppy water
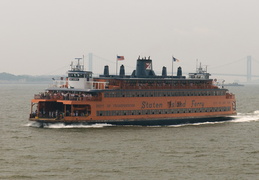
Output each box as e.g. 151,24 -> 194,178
1,84 -> 259,180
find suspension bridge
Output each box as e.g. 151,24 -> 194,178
209,56 -> 259,82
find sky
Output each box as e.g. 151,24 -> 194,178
1,0 -> 259,82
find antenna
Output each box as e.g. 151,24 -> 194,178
196,59 -> 198,72
75,58 -> 82,71
70,62 -> 73,70
83,55 -> 85,71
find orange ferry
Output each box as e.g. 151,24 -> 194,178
29,57 -> 236,126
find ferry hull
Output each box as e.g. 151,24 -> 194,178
29,115 -> 236,127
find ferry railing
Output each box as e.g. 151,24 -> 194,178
120,83 -> 215,90
34,93 -> 102,101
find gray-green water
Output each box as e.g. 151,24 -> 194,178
1,84 -> 259,180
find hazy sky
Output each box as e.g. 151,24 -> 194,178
1,0 -> 259,81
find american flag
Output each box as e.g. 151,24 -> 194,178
172,56 -> 180,62
117,56 -> 125,61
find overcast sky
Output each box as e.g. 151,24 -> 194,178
1,0 -> 259,81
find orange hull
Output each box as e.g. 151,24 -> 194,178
30,92 -> 236,125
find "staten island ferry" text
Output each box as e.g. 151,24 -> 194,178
168,100 -> 186,108
141,101 -> 163,109
191,100 -> 204,107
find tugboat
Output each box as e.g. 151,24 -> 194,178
29,56 -> 236,126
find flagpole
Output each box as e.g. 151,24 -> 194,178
172,56 -> 174,77
116,55 -> 118,75
83,55 -> 85,71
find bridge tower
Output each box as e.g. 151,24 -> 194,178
88,53 -> 93,71
247,56 -> 252,82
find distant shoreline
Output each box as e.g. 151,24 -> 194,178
0,72 -> 63,84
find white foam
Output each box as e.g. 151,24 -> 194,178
231,110 -> 259,123
44,123 -> 113,129
24,122 -> 42,128
168,121 -> 226,127
168,111 -> 259,127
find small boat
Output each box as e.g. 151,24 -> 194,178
224,82 -> 244,87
